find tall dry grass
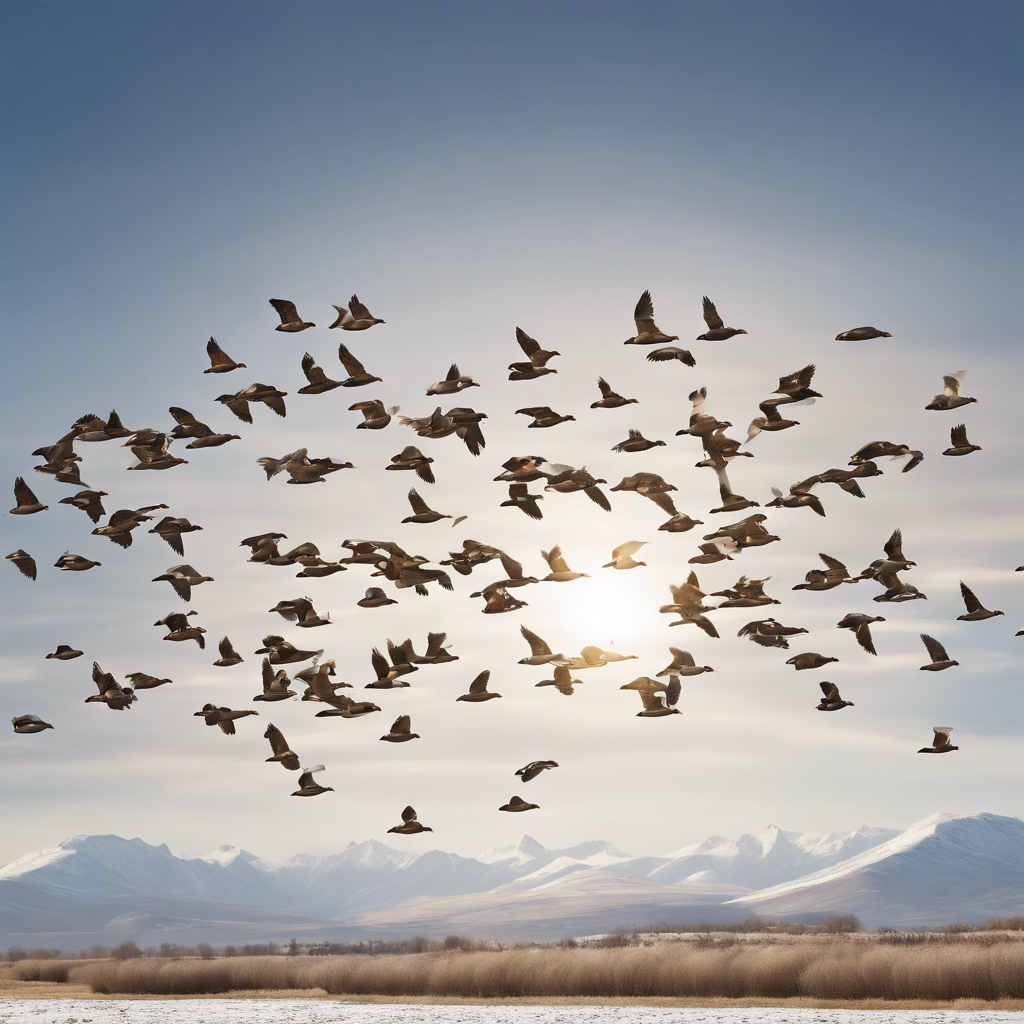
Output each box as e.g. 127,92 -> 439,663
9,959 -> 74,983
70,942 -> 1024,1000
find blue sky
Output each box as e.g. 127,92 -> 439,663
1,2 -> 1021,865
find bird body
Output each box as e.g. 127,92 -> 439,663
835,327 -> 892,341
918,727 -> 958,754
456,670 -> 501,701
330,295 -> 384,331
624,290 -> 678,345
696,296 -> 747,341
269,298 -> 314,332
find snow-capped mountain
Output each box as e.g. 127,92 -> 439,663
730,812 -> 1024,925
648,824 -> 901,889
1,813 -> 1020,945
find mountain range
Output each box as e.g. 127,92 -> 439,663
1,812 -> 1020,946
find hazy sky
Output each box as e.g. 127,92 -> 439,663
2,1 -> 1021,868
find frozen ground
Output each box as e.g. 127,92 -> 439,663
1,1000 -> 1022,1024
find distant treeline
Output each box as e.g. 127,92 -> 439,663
4,917 -> 1022,963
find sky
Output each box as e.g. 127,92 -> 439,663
1,1 -> 1021,869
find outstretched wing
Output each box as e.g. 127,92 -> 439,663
633,289 -> 657,332
407,488 -> 431,515
468,670 -> 490,694
950,423 -> 968,447
701,295 -> 723,331
515,327 -> 540,358
920,634 -> 949,662
391,715 -> 411,735
959,581 -> 981,613
521,625 -> 551,656
269,298 -> 303,325
301,353 -> 329,385
207,337 -> 233,367
401,804 -> 418,823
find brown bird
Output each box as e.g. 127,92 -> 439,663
920,634 -> 958,671
350,399 -> 397,430
836,326 -> 892,341
386,446 -> 435,484
11,477 -> 47,515
624,290 -> 678,346
269,298 -> 315,332
124,672 -> 172,690
86,662 -> 136,710
456,670 -> 501,702
499,795 -> 539,812
535,664 -> 582,695
149,517 -> 203,556
292,765 -> 334,797
918,727 -> 958,754
943,423 -> 981,457
380,715 -> 420,743
516,761 -> 558,782
388,805 -> 432,833
816,682 -> 854,711
57,490 -> 108,523
957,582 -> 1003,621
509,327 -> 559,379
785,653 -> 838,671
591,378 -> 638,409
837,613 -> 885,655
194,704 -> 258,734
329,295 -> 385,331
612,429 -> 666,453
204,337 -> 246,373
696,296 -> 747,341
264,723 -> 300,770
501,482 -> 543,520
427,363 -> 479,396
516,406 -> 576,428
12,715 -> 54,734
6,549 -> 36,580
298,352 -> 343,394
46,645 -> 83,661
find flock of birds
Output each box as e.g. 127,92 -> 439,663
7,290 -> 1020,835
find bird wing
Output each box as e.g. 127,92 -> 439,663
584,485 -> 611,512
959,581 -> 981,613
920,634 -> 949,662
297,765 -> 325,788
219,636 -> 238,659
169,406 -> 202,427
633,289 -> 657,332
884,529 -> 905,561
640,691 -> 667,711
301,353 -> 329,385
819,553 -> 848,574
932,727 -> 953,748
950,423 -> 968,446
675,649 -> 696,667
520,625 -> 551,656
407,488 -> 432,515
92,661 -> 114,693
401,804 -> 418,823
468,670 -> 490,694
515,327 -> 540,358
644,490 -> 678,515
270,298 -> 302,325
261,657 -> 275,690
778,364 -> 815,392
206,337 -> 232,366
701,295 -> 724,331
509,482 -> 529,498
819,682 -> 841,701
542,545 -> 569,573
942,371 -> 966,396
391,715 -> 411,735
854,623 -> 877,655
665,675 -> 681,707
348,295 -> 372,319
371,647 -> 390,680
597,377 -> 614,398
498,551 -> 524,580
14,477 -> 40,506
424,632 -> 448,657
267,724 -> 290,757
444,363 -> 461,382
612,541 -> 646,559
337,343 -> 367,376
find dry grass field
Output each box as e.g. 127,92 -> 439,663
3,936 -> 1024,1008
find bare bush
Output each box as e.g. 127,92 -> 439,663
69,943 -> 1024,1000
9,959 -> 74,982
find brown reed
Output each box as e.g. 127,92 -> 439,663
67,941 -> 1024,1000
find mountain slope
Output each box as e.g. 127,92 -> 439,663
730,812 -> 1024,924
